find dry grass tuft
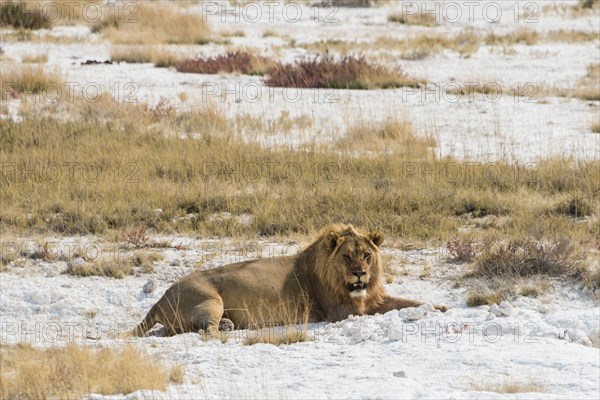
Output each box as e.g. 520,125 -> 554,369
544,29 -> 598,43
244,327 -> 310,346
265,55 -> 422,89
552,194 -> 594,218
0,64 -> 62,97
92,2 -> 209,45
341,119 -> 435,155
472,377 -> 546,394
176,51 -> 275,76
169,365 -> 185,384
21,53 -> 48,63
376,31 -> 480,59
486,29 -> 539,46
579,0 -> 599,9
573,64 -> 600,101
0,343 -> 169,398
474,238 -> 586,279
132,250 -> 164,274
65,258 -> 134,279
388,10 -> 437,26
0,1 -> 51,29
111,45 -> 183,68
446,236 -> 477,263
466,291 -> 504,307
303,31 -> 480,59
592,121 -> 600,133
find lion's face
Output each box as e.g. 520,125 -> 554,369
323,227 -> 384,299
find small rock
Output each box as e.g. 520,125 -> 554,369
388,325 -> 404,341
418,303 -> 435,312
498,301 -> 513,316
393,371 -> 406,378
408,309 -> 425,321
346,323 -> 364,342
170,259 -> 182,266
66,257 -> 86,272
26,291 -> 51,305
142,279 -> 156,294
485,312 -> 496,320
489,304 -> 502,317
124,390 -> 169,400
231,367 -> 244,375
154,208 -> 163,216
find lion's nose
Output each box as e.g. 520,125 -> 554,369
352,271 -> 366,278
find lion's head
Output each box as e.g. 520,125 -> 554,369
314,224 -> 385,306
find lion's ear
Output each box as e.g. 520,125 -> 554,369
323,231 -> 340,251
368,231 -> 384,248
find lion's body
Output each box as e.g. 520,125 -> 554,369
134,224 -> 442,336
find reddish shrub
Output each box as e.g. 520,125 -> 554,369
264,55 -> 422,89
176,51 -> 272,75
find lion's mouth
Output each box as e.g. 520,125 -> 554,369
347,282 -> 367,293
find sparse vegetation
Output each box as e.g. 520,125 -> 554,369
579,0 -> 599,9
92,2 -> 209,45
472,378 -> 546,394
0,1 -> 51,29
0,343 -> 170,398
544,29 -> 598,43
244,327 -> 310,346
176,51 -> 275,76
0,65 -> 62,97
302,31 -> 480,59
446,237 -> 477,263
573,64 -> 600,101
65,257 -> 134,279
519,283 -> 544,298
473,238 -> 586,279
301,28 -> 596,62
552,194 -> 593,218
445,82 -> 503,98
592,121 -> 600,133
388,10 -> 437,26
0,100 -> 598,244
341,119 -> 435,155
486,29 -> 539,46
111,46 -> 183,68
21,53 -> 48,63
132,250 -> 164,274
466,291 -> 504,307
265,55 -> 422,89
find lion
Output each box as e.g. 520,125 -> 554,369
133,224 -> 447,336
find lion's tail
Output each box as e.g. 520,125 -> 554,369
131,307 -> 158,337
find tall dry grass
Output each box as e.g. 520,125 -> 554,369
0,64 -> 62,97
92,1 -> 209,45
110,45 -> 183,67
341,120 -> 436,155
0,343 -> 171,398
0,99 -> 598,245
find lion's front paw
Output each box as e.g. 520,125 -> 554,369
219,318 -> 235,331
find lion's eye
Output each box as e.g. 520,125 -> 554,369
343,254 -> 351,262
363,252 -> 371,260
